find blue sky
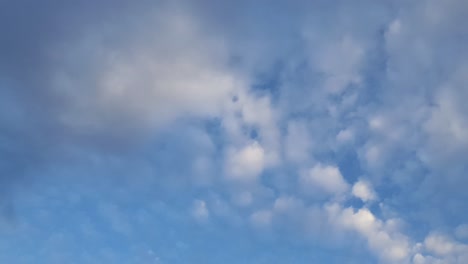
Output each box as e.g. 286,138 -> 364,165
1,0 -> 468,263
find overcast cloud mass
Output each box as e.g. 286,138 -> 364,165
1,0 -> 468,263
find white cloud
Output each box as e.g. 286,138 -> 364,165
300,163 -> 349,195
222,91 -> 281,171
53,6 -> 242,137
336,128 -> 354,145
352,179 -> 377,202
424,233 -> 468,257
326,203 -> 411,263
412,253 -> 443,264
225,141 -> 265,183
239,94 -> 281,167
416,233 -> 468,263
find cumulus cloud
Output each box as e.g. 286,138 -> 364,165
300,164 -> 349,196
352,179 -> 377,202
225,142 -> 266,183
326,203 -> 411,263
424,233 -> 468,257
413,233 -> 468,264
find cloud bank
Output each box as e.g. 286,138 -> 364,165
1,0 -> 468,263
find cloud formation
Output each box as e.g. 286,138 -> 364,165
1,0 -> 468,263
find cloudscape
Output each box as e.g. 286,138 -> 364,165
1,0 -> 468,263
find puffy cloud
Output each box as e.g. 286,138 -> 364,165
326,203 -> 411,263
352,179 -> 377,202
424,233 -> 468,257
336,128 -> 354,145
300,164 -> 349,196
237,94 -> 281,167
412,253 -> 443,264
225,141 -> 266,183
413,233 -> 468,264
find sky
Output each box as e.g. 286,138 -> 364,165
1,0 -> 468,263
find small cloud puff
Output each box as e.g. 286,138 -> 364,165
225,141 -> 265,183
300,163 -> 349,195
352,179 -> 377,202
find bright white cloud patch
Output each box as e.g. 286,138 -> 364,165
327,203 -> 410,263
225,142 -> 265,182
300,164 -> 349,195
414,233 -> 468,263
424,233 -> 468,257
352,179 -> 377,202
